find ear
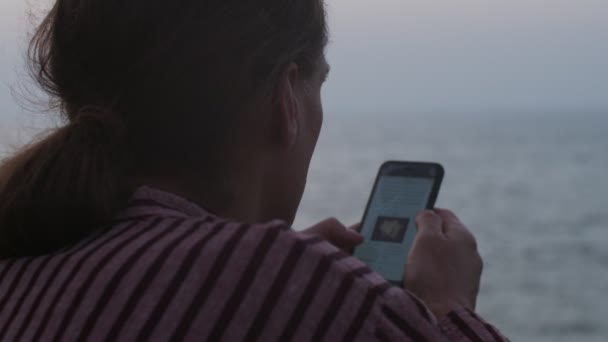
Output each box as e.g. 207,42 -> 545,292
273,63 -> 300,148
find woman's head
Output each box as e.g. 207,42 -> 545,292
38,0 -> 328,163
0,0 -> 329,257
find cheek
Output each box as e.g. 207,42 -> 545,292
314,98 -> 323,139
297,82 -> 324,150
308,88 -> 324,142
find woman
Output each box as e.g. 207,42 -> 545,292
0,0 -> 509,341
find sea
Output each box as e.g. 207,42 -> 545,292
294,111 -> 608,342
1,111 -> 607,341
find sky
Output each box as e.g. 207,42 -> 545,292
0,0 -> 607,124
324,0 -> 607,113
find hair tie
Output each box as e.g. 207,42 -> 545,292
71,106 -> 124,129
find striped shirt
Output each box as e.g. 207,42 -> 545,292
0,186 -> 509,341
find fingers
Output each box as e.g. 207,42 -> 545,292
435,209 -> 478,249
434,208 -> 460,225
415,210 -> 443,236
307,218 -> 347,236
346,223 -> 363,254
334,226 -> 364,249
304,218 -> 364,251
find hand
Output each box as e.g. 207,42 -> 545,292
302,218 -> 364,252
404,209 -> 483,320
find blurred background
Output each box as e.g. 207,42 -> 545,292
1,0 -> 607,340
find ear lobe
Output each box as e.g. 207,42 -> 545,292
275,63 -> 300,148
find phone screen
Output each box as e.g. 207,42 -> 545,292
354,162 -> 443,284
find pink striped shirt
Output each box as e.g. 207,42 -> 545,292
0,186 -> 509,341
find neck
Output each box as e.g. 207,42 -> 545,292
137,166 -> 265,223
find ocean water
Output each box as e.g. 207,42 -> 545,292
294,112 -> 608,342
1,112 -> 606,341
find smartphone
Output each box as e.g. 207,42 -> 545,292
354,161 -> 444,286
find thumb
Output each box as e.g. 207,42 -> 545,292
304,218 -> 364,251
349,223 -> 362,233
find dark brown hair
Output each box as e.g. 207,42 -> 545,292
0,0 -> 328,257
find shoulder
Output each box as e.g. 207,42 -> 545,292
99,215 -> 445,341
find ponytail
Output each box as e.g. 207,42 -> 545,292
0,109 -> 131,257
2,0 -> 329,256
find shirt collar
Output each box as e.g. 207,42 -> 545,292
118,186 -> 212,219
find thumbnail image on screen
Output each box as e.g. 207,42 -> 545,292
371,216 -> 410,243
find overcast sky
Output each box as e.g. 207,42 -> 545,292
1,0 -> 607,123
